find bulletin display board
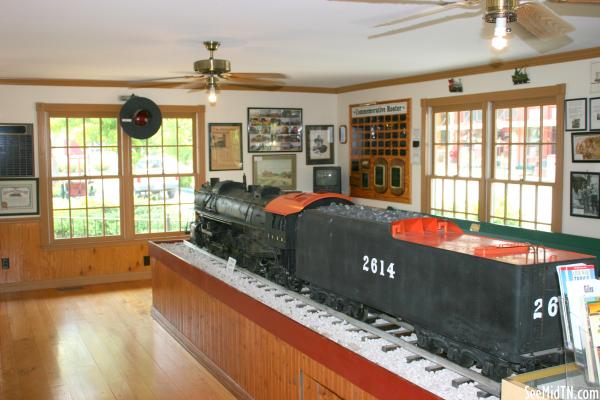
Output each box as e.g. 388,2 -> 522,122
349,99 -> 411,204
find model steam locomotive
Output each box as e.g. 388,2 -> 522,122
191,180 -> 596,381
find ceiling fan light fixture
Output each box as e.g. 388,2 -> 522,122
491,34 -> 508,50
484,0 -> 518,23
491,15 -> 509,50
208,84 -> 217,104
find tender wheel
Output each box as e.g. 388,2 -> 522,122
349,303 -> 368,321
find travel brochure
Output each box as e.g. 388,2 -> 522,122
556,263 -> 600,384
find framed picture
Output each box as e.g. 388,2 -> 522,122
572,132 -> 600,162
0,178 -> 39,216
339,125 -> 347,144
590,97 -> 600,131
247,107 -> 302,153
208,123 -> 243,171
570,172 -> 600,219
252,154 -> 296,190
565,98 -> 587,132
306,125 -> 334,165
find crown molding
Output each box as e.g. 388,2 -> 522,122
0,78 -> 338,94
1,46 -> 599,95
335,47 -> 600,93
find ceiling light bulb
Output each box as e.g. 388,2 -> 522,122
208,85 -> 217,104
494,17 -> 507,38
491,35 -> 508,50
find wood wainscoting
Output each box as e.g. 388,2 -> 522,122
150,242 -> 440,400
0,220 -> 151,291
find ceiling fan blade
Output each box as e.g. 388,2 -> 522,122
128,75 -> 198,85
329,0 -> 454,4
222,82 -> 285,90
369,9 -> 481,38
547,0 -> 600,3
510,22 -> 573,53
175,80 -> 208,90
374,0 -> 480,27
220,76 -> 284,86
516,2 -> 574,39
222,72 -> 287,79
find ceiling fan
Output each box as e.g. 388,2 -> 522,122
129,41 -> 286,104
334,0 -> 598,50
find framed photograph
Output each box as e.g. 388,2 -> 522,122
252,154 -> 296,190
306,125 -> 334,165
572,132 -> 600,162
570,172 -> 600,219
247,107 -> 302,153
565,98 -> 587,132
590,97 -> 600,131
339,125 -> 347,144
208,123 -> 243,171
0,178 -> 39,216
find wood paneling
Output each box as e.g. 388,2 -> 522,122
0,280 -> 235,400
0,220 -> 149,285
151,242 -> 440,400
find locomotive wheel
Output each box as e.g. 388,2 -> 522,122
348,303 -> 368,321
309,289 -> 326,304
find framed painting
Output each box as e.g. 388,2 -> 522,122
306,125 -> 334,165
247,107 -> 302,153
572,132 -> 600,162
565,98 -> 587,132
252,154 -> 296,190
570,171 -> 600,219
0,178 -> 39,216
208,123 -> 243,171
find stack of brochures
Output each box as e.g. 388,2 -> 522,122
557,263 -> 600,384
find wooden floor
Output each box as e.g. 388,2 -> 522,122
0,280 -> 236,400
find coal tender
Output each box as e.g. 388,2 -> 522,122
295,204 -> 596,380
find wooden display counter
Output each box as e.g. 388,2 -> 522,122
149,241 -> 440,400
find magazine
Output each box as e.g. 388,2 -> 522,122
565,278 -> 600,383
587,300 -> 600,383
556,263 -> 596,350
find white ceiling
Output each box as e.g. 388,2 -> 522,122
1,0 -> 600,88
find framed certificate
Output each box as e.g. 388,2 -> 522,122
0,178 -> 39,216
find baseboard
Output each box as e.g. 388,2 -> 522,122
0,271 -> 152,293
151,307 -> 253,400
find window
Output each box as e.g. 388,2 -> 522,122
48,116 -> 121,239
131,117 -> 195,234
422,85 -> 565,232
37,104 -> 205,246
489,103 -> 557,231
430,105 -> 484,221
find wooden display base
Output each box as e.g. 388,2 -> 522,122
150,241 -> 440,400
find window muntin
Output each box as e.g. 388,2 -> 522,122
49,117 -> 121,239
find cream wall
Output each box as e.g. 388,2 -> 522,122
0,85 -> 337,194
1,57 -> 599,240
337,57 -> 600,239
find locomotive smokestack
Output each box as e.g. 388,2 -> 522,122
242,173 -> 247,190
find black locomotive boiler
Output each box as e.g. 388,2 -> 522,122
191,180 -> 352,289
191,180 -> 596,381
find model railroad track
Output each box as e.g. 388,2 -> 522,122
182,242 -> 501,398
